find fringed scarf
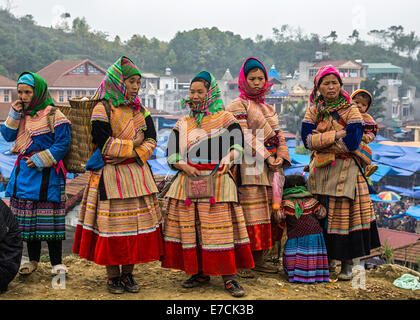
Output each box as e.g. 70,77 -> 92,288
313,95 -> 352,123
17,72 -> 55,118
92,56 -> 142,111
238,57 -> 273,104
181,71 -> 224,127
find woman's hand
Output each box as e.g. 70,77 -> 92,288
105,156 -> 126,165
11,100 -> 23,113
267,155 -> 283,171
26,159 -> 36,168
182,164 -> 201,177
335,129 -> 347,140
133,131 -> 145,148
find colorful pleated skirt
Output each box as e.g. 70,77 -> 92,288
282,233 -> 330,283
162,198 -> 254,276
73,171 -> 164,266
10,185 -> 66,242
238,185 -> 273,251
320,173 -> 381,261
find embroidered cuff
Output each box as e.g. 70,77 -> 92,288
4,107 -> 22,130
102,137 -> 134,158
31,149 -> 57,168
135,138 -> 156,165
167,153 -> 183,170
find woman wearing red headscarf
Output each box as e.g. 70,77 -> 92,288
227,57 -> 291,276
301,65 -> 380,281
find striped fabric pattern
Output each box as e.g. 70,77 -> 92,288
73,169 -> 163,265
326,173 -> 375,235
227,98 -> 290,186
238,185 -> 273,251
102,161 -> 158,199
361,113 -> 378,143
282,233 -> 329,283
4,107 -> 22,130
166,111 -> 242,202
10,184 -> 66,241
162,198 -> 254,275
10,106 -> 70,155
30,149 -> 57,168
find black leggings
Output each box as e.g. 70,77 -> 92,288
27,240 -> 62,266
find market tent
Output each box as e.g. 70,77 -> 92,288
370,194 -> 400,203
389,206 -> 420,221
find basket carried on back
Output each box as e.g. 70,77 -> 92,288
57,97 -> 102,173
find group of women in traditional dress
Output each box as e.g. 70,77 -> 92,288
1,55 -> 380,297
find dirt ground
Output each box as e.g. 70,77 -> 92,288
1,253 -> 420,301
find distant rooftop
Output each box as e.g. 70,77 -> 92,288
364,63 -> 403,74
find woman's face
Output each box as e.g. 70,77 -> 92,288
124,75 -> 141,99
17,84 -> 34,107
246,68 -> 266,90
318,74 -> 341,102
189,81 -> 208,106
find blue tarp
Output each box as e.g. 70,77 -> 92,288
148,158 -> 177,176
389,205 -> 420,221
0,134 -> 16,179
383,185 -> 415,196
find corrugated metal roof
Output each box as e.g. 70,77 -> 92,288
365,63 -> 403,74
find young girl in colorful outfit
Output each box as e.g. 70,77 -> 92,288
281,175 -> 329,283
72,56 -> 163,294
227,57 -> 291,276
162,71 -> 254,297
1,72 -> 71,276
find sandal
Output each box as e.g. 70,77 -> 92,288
252,262 -> 278,274
51,264 -> 68,275
182,273 -> 210,288
19,261 -> 38,275
224,279 -> 245,298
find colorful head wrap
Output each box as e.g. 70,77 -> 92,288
238,57 -> 273,104
351,89 -> 373,112
92,56 -> 142,110
17,73 -> 35,87
309,65 -> 351,105
17,72 -> 55,117
181,71 -> 224,127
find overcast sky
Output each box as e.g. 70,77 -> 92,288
5,0 -> 420,43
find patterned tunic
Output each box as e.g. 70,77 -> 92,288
301,103 -> 381,260
72,102 -> 163,265
227,97 -> 291,251
162,111 -> 254,276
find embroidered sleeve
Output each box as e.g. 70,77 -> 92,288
313,202 -> 327,219
276,129 -> 291,169
1,108 -> 22,142
134,114 -> 157,165
362,113 -> 378,144
91,103 -> 133,158
302,106 -> 337,151
30,122 -> 71,168
227,99 -> 271,160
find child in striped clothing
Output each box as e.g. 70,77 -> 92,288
281,175 -> 330,283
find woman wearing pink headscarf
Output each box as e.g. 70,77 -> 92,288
301,65 -> 380,281
227,57 -> 291,276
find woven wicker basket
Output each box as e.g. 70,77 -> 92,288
57,97 -> 100,173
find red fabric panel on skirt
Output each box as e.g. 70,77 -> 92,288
73,225 -> 164,265
271,221 -> 285,245
161,241 -> 254,276
246,223 -> 272,251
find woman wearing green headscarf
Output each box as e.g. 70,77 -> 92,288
162,71 -> 254,298
1,72 -> 71,276
72,57 -> 163,294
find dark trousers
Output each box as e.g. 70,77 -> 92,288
27,240 -> 62,266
